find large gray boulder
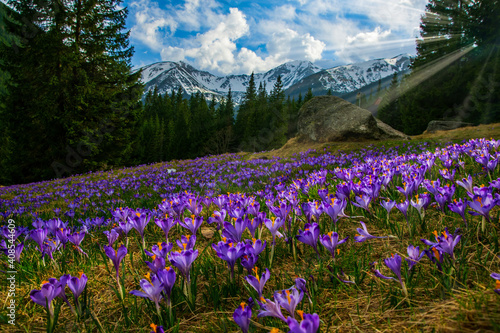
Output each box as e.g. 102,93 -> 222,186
297,96 -> 408,142
426,120 -> 474,133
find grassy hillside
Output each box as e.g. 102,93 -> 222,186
1,124 -> 500,332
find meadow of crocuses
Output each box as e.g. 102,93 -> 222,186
1,138 -> 500,332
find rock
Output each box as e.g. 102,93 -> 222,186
297,96 -> 409,142
200,227 -> 214,239
426,120 -> 474,133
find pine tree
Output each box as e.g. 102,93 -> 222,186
268,75 -> 287,149
304,87 -> 314,103
235,72 -> 257,150
413,0 -> 472,69
2,0 -> 143,184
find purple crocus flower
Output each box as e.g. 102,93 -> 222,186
241,252 -> 258,274
406,245 -> 424,270
468,193 -> 496,222
30,228 -> 48,252
275,287 -> 304,317
145,256 -> 166,274
264,217 -> 285,244
354,221 -> 386,242
169,249 -> 198,282
130,274 -> 164,311
268,201 -> 292,221
55,228 -> 70,248
179,215 -> 203,235
208,210 -> 226,231
2,226 -> 27,241
150,323 -> 165,333
434,228 -> 461,260
286,312 -> 320,333
352,194 -> 372,213
246,217 -> 260,237
118,220 -> 134,241
154,215 -> 177,243
410,194 -> 431,220
456,174 -> 474,194
244,267 -> 270,298
448,198 -> 468,226
323,197 -> 347,224
490,273 -> 500,295
145,242 -> 174,260
384,253 -> 403,284
157,267 -> 176,304
68,231 -> 86,255
296,223 -> 320,257
301,202 -> 314,223
257,296 -> 287,323
370,261 -> 395,281
396,200 -> 410,228
213,241 -> 245,280
103,229 -> 120,247
222,218 -> 248,243
246,201 -> 261,216
396,181 -> 415,200
176,234 -> 196,251
68,230 -> 85,248
30,282 -> 62,317
320,231 -> 348,260
42,240 -> 60,259
104,245 -> 128,281
244,238 -> 266,257
129,212 -> 151,247
233,302 -> 252,333
423,247 -> 444,271
309,201 -> 323,222
67,272 -> 87,302
380,199 -> 396,218
4,242 -> 24,263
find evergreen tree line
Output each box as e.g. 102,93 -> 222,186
0,0 -> 143,185
133,80 -> 316,164
0,0 -> 315,185
377,0 -> 500,135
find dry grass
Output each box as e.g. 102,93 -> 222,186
248,123 -> 500,161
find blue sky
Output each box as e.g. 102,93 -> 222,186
124,0 -> 429,74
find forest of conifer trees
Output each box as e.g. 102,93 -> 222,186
377,0 -> 500,135
0,0 -> 498,185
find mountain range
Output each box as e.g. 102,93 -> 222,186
137,54 -> 412,105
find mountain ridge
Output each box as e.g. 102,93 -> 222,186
137,54 -> 412,104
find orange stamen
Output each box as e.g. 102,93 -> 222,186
297,310 -> 304,321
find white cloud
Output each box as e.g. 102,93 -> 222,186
336,27 -> 394,63
129,0 -> 177,51
267,29 -> 325,62
161,8 -> 249,74
130,0 -> 429,73
160,7 -> 325,75
346,27 -> 391,44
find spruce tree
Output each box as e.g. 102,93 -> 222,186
2,0 -> 143,184
268,75 -> 287,149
